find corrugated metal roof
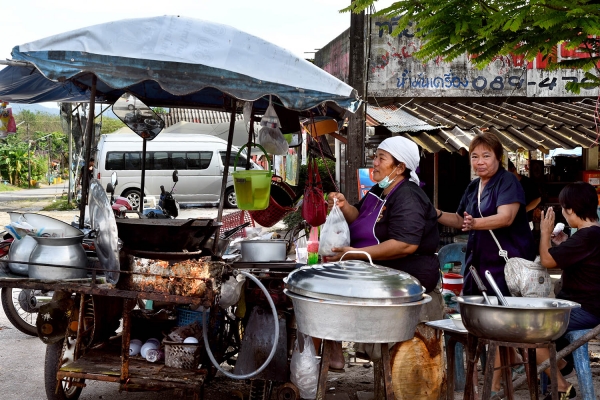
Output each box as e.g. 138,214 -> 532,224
366,105 -> 437,133
394,99 -> 600,153
162,108 -> 243,127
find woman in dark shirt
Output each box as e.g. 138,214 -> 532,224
536,182 -> 600,399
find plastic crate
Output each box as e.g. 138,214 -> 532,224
176,308 -> 210,327
164,341 -> 202,370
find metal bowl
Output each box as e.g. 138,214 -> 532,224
285,289 -> 431,343
457,296 -> 580,343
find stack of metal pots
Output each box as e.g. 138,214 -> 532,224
284,260 -> 431,343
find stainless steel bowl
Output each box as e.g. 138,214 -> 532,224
457,296 -> 580,343
240,240 -> 287,262
285,289 -> 431,343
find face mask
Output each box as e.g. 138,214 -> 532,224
378,166 -> 398,189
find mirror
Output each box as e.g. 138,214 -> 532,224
110,171 -> 118,187
112,94 -> 165,140
106,183 -> 115,194
172,170 -> 179,183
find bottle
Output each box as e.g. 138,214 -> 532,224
307,226 -> 320,265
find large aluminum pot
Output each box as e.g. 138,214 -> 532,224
457,296 -> 580,343
240,240 -> 287,262
28,236 -> 88,280
8,235 -> 37,276
285,289 -> 431,342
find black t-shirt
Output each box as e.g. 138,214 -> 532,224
355,182 -> 440,292
549,225 -> 600,318
519,175 -> 541,221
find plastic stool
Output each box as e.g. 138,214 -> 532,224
565,329 -> 595,400
540,329 -> 595,400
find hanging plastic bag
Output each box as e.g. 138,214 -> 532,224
259,126 -> 288,155
219,274 -> 246,309
290,333 -> 320,399
318,199 -> 351,257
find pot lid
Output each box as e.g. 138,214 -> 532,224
285,259 -> 424,304
89,179 -> 120,284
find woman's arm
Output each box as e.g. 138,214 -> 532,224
539,208 -> 558,268
328,239 -> 418,262
436,210 -> 464,229
462,203 -> 520,231
327,192 -> 360,224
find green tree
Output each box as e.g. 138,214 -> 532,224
346,0 -> 600,92
99,117 -> 126,134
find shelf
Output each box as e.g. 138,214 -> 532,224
57,344 -> 206,391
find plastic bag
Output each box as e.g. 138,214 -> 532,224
318,200 -> 351,257
504,256 -> 551,297
259,126 -> 289,155
290,333 -> 319,399
219,274 -> 246,309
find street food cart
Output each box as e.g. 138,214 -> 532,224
0,15 -> 360,400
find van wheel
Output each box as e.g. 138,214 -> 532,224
224,187 -> 237,209
123,190 -> 141,209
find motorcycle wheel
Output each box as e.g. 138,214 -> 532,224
45,337 -> 84,400
1,287 -> 40,336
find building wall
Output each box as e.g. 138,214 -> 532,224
314,28 -> 351,83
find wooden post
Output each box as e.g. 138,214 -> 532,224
78,75 -> 97,229
345,6 -> 366,203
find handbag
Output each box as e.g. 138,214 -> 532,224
477,180 -> 551,297
301,157 -> 327,227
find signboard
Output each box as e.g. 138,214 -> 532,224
357,168 -> 376,199
315,17 -> 597,98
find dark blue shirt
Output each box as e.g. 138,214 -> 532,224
457,168 -> 536,295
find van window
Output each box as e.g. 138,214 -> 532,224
220,151 -> 248,169
105,151 -> 213,170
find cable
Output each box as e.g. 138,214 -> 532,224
202,270 -> 279,380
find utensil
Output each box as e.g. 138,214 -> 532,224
240,240 -> 287,262
469,265 -> 491,305
485,270 -> 509,307
457,296 -> 580,343
221,222 -> 251,240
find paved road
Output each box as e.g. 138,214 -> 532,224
0,182 -> 70,202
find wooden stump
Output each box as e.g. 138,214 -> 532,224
389,323 -> 446,400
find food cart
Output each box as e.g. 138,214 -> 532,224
0,15 -> 359,400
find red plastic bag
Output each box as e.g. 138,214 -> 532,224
301,158 -> 327,227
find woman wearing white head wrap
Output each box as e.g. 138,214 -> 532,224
326,135 -> 442,297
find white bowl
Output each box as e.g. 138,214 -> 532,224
451,317 -> 466,330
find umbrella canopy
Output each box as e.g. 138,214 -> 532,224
9,15 -> 360,113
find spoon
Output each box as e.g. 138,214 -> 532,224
469,265 -> 491,305
485,270 -> 509,307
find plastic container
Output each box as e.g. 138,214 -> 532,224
442,272 -> 464,296
232,143 -> 272,210
176,308 -> 210,327
164,341 -> 202,370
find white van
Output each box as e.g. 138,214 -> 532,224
95,133 -> 261,208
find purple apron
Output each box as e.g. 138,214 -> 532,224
349,181 -> 404,248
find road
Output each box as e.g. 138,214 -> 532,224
0,183 -> 69,202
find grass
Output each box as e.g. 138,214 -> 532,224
0,183 -> 21,192
42,195 -> 78,211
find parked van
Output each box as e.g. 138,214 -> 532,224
95,133 -> 261,209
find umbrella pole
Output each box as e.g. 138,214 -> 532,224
139,138 -> 147,212
78,75 -> 97,229
216,99 -> 237,223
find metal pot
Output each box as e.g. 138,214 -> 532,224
240,240 -> 287,262
284,258 -> 431,342
8,235 -> 37,276
457,296 -> 580,343
28,235 -> 88,280
285,289 -> 431,342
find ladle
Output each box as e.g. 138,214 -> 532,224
485,270 -> 510,307
469,265 -> 492,305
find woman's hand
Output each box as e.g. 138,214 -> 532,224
327,192 -> 347,211
326,246 -> 357,262
540,208 -> 555,238
461,211 -> 475,231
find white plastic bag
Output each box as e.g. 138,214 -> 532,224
504,256 -> 551,297
219,274 -> 246,309
290,333 -> 319,399
318,200 -> 351,256
259,126 -> 289,155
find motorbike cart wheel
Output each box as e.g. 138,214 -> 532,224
44,337 -> 84,400
123,189 -> 141,210
1,287 -> 44,336
225,187 -> 237,208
